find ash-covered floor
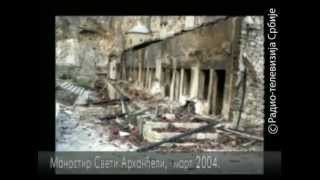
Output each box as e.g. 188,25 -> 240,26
56,102 -> 138,151
55,80 -> 263,152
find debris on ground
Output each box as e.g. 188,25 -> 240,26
56,78 -> 263,152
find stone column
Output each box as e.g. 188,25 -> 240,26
145,68 -> 149,88
170,69 -> 176,101
138,54 -> 143,87
175,69 -> 180,101
222,69 -> 231,119
179,68 -> 185,103
207,69 -> 214,114
190,63 -> 200,99
156,59 -> 162,83
148,68 -> 153,89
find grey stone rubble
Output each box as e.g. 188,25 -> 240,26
56,102 -> 138,151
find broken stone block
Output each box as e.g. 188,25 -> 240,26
194,100 -> 206,115
142,120 -> 219,143
144,121 -> 169,129
150,81 -> 163,95
172,122 -> 207,129
156,132 -> 181,139
162,113 -> 176,121
192,133 -> 219,140
143,127 -> 163,143
119,131 -> 130,137
143,130 -> 219,143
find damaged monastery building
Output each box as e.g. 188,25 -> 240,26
55,16 -> 264,151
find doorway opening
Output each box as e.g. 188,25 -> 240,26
215,70 -> 226,115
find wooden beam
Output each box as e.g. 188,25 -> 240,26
217,127 -> 264,141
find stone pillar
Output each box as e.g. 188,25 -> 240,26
179,68 -> 185,103
198,70 -> 205,99
144,68 -> 147,88
207,69 -> 214,114
138,57 -> 143,87
190,63 -> 200,99
155,60 -> 162,83
145,68 -> 149,88
148,68 -> 153,89
170,68 -> 176,101
175,69 -> 180,101
222,69 -> 231,119
136,68 -> 139,81
143,68 -> 145,87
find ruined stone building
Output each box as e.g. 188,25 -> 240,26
55,16 -> 264,151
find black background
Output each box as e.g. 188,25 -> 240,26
39,0 -> 284,176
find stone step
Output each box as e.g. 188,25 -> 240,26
72,87 -> 80,94
63,83 -> 72,89
68,85 -> 76,92
60,82 -> 68,87
79,89 -> 85,96
74,87 -> 82,95
71,86 -> 79,93
57,80 -> 89,96
77,87 -> 84,95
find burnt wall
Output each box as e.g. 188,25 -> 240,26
121,17 -> 240,119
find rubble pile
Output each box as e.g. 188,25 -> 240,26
56,77 -> 263,152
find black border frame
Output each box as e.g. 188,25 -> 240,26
39,3 -> 282,176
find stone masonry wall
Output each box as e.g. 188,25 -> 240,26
231,16 -> 264,129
